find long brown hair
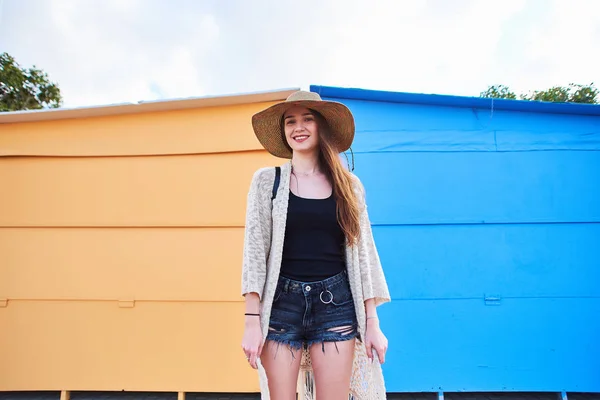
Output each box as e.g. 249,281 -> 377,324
313,111 -> 361,245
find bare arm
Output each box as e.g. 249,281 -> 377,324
242,292 -> 263,369
244,292 -> 261,315
364,290 -> 388,364
364,297 -> 378,321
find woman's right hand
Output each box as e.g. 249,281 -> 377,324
242,316 -> 264,369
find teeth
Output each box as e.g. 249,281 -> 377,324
294,136 -> 308,140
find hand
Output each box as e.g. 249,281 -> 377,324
241,316 -> 264,369
364,318 -> 388,364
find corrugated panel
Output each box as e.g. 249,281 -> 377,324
0,302 -> 258,392
379,298 -> 600,392
0,102 -> 276,157
329,98 -> 600,153
0,152 -> 276,227
0,227 -> 245,301
355,151 -> 600,225
375,223 -> 600,299
313,85 -> 600,117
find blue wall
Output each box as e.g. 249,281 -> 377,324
312,86 -> 600,393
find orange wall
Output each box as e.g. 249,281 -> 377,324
0,102 -> 280,391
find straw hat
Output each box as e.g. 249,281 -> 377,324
251,90 -> 355,159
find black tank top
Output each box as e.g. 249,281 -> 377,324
280,190 -> 346,282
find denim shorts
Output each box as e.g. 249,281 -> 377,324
266,270 -> 359,352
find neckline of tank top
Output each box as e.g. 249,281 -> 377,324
289,189 -> 333,201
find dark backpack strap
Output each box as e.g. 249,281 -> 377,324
271,166 -> 281,201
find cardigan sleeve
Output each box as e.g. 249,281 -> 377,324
240,168 -> 273,300
355,177 -> 391,307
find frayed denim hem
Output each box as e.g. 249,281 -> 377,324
264,338 -> 304,360
266,327 -> 360,360
305,328 -> 360,354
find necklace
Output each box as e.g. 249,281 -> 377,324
291,164 -> 320,176
291,164 -> 320,196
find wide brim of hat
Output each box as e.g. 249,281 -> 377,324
251,99 -> 355,159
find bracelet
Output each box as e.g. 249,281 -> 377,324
245,313 -> 260,316
366,316 -> 378,320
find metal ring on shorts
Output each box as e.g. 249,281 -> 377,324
319,290 -> 334,304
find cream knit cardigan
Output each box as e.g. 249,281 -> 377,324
241,161 -> 391,400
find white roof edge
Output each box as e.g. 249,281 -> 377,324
0,87 -> 301,124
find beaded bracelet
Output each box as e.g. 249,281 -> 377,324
245,313 -> 260,316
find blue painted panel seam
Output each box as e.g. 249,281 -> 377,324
494,130 -> 498,151
352,149 -> 600,154
389,296 -> 600,301
371,221 -> 600,227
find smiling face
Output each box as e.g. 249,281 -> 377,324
283,106 -> 320,155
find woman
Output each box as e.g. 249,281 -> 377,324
241,91 -> 391,400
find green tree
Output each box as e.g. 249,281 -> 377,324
480,84 -> 517,100
481,83 -> 598,104
0,52 -> 63,112
522,85 -> 570,102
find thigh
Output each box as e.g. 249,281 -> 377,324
262,283 -> 306,400
307,280 -> 358,399
261,340 -> 302,400
309,338 -> 356,400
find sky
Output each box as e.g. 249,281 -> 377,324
1,0 -> 599,108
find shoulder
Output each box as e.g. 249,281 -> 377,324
248,165 -> 278,193
348,172 -> 366,197
251,166 -> 276,182
345,172 -> 368,211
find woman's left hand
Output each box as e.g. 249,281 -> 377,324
364,318 -> 388,364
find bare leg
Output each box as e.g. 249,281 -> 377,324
309,335 -> 356,400
261,340 -> 303,400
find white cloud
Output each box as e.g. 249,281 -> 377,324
511,0 -> 600,95
1,0 -> 598,108
1,0 -> 220,107
317,0 -> 528,96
